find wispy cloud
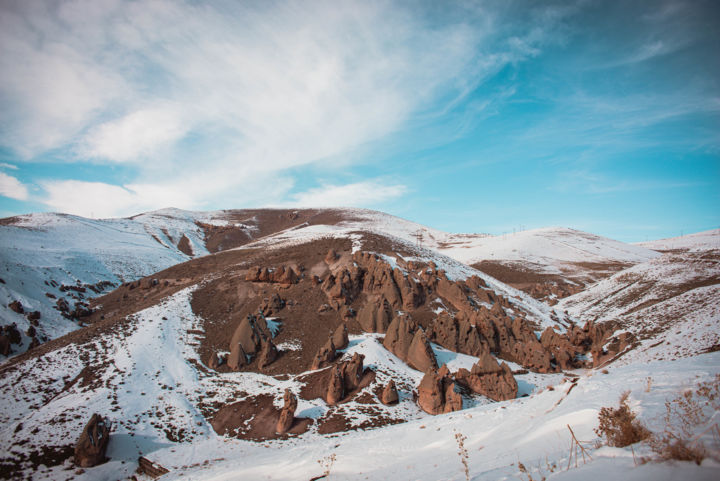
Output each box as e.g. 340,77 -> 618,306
0,172 -> 29,200
0,163 -> 18,170
550,169 -> 705,194
287,180 -> 408,208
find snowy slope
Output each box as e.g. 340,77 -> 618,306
438,227 -> 660,275
636,228 -> 720,252
0,210 -> 211,352
559,235 -> 720,362
1,285 -> 717,480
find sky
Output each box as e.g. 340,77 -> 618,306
0,0 -> 718,242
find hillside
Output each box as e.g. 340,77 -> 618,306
437,227 -> 660,304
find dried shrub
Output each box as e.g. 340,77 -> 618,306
595,391 -> 650,447
647,374 -> 720,465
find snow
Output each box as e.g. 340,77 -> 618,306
636,228 -> 720,252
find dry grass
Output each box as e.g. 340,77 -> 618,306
594,391 -> 650,447
647,374 -> 720,465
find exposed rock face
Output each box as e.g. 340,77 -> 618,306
417,368 -> 462,415
8,300 -> 23,314
276,388 -> 298,434
74,414 -> 110,467
428,313 -> 488,357
455,351 -> 518,402
357,296 -> 393,333
227,342 -> 248,370
311,338 -> 336,370
0,335 -> 10,356
332,323 -> 349,350
406,329 -> 438,372
383,315 -> 417,361
381,380 -> 399,405
325,249 -> 338,264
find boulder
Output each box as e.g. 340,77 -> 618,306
230,315 -> 263,357
74,414 -> 110,467
417,370 -> 444,415
276,388 -> 298,434
381,380 -> 399,405
332,323 -> 349,350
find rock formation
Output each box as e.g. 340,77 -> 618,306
258,338 -> 278,369
276,388 -> 298,434
406,329 -> 438,372
311,338 -> 336,370
74,414 -> 110,467
357,296 -> 393,333
381,380 -> 399,405
332,323 -> 349,350
455,351 -> 518,401
326,365 -> 345,405
417,367 -> 463,415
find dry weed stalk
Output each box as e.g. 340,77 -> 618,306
566,424 -> 593,470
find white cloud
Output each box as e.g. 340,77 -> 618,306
0,172 -> 29,200
80,105 -> 189,162
288,180 -> 408,208
0,163 -> 18,170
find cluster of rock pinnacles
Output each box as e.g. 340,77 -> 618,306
208,249 -> 624,423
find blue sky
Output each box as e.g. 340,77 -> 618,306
0,0 -> 718,242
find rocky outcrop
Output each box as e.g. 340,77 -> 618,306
417,367 -> 463,415
227,342 -> 248,370
207,352 -> 221,370
311,338 -> 337,370
258,338 -> 278,369
326,365 -> 345,405
428,313 -> 488,357
230,315 -> 264,359
382,315 -> 417,361
74,414 -> 110,467
245,266 -> 298,286
455,351 -> 517,402
381,380 -> 399,405
340,353 -> 364,391
276,388 -> 298,434
406,329 -> 438,372
332,323 -> 349,350
357,296 -> 393,333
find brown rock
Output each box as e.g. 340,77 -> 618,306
227,342 -> 248,370
381,380 -> 399,405
456,354 -> 518,402
332,323 -> 349,350
340,353 -> 364,391
326,365 -> 344,405
325,249 -> 338,263
8,300 -> 23,314
74,414 -> 110,467
258,338 -> 278,369
207,352 -> 221,370
230,315 -> 263,357
417,370 -> 444,415
0,335 -> 10,356
311,338 -> 336,370
276,388 -> 298,434
406,329 -> 438,372
382,315 -> 417,361
357,297 -> 393,333
443,382 -> 463,413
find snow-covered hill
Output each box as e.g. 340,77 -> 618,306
559,233 -> 720,364
0,285 -> 717,480
636,228 -> 720,253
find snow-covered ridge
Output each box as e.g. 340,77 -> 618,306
636,228 -> 720,252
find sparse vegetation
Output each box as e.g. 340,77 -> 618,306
647,374 -> 720,465
594,391 -> 650,447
